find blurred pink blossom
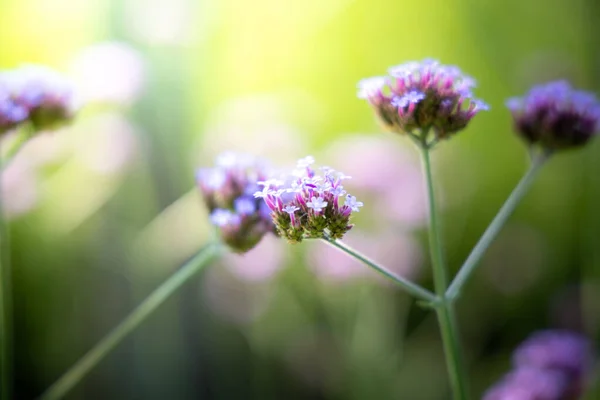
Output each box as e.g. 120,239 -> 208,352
71,112 -> 139,174
69,42 -> 145,106
124,0 -> 195,45
309,229 -> 422,284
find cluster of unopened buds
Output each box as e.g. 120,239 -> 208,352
196,152 -> 276,253
484,330 -> 593,400
253,156 -> 363,243
357,58 -> 489,146
0,64 -> 78,135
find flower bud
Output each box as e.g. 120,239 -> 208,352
506,81 -> 600,150
197,152 -> 274,253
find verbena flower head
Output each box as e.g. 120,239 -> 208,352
255,156 -> 363,243
0,65 -> 78,134
197,152 -> 275,253
506,80 -> 600,150
357,59 -> 488,145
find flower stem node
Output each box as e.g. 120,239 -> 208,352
506,80 -> 600,151
357,59 -> 488,147
197,152 -> 275,253
255,157 -> 363,244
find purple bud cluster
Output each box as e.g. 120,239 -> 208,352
506,81 -> 600,150
197,152 -> 275,253
0,65 -> 78,135
254,156 -> 363,243
484,330 -> 594,400
357,59 -> 488,144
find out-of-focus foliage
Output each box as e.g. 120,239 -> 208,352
1,0 -> 599,398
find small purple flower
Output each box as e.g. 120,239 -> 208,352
283,205 -> 299,214
307,196 -> 328,213
253,186 -> 273,199
506,80 -> 600,150
357,76 -> 387,103
470,99 -> 490,112
393,90 -> 425,108
296,156 -> 315,168
345,195 -> 363,212
330,186 -> 346,197
357,59 -> 488,146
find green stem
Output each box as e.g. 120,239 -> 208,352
420,145 -> 469,400
39,242 -> 224,400
446,151 -> 550,300
0,151 -> 12,400
321,235 -> 437,304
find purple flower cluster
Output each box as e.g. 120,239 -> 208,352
357,59 -> 488,145
0,65 -> 77,135
484,330 -> 594,400
197,152 -> 275,253
254,156 -> 363,243
506,80 -> 600,150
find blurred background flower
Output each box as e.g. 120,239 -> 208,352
1,0 -> 599,398
69,42 -> 146,107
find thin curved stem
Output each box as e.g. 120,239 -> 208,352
0,149 -> 13,400
39,241 -> 224,400
321,235 -> 437,304
446,152 -> 550,300
420,145 -> 469,400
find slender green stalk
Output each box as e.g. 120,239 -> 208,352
420,145 -> 469,400
39,242 -> 224,400
0,151 -> 12,400
446,152 -> 550,300
321,235 -> 437,303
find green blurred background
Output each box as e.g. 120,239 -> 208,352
1,0 -> 599,398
